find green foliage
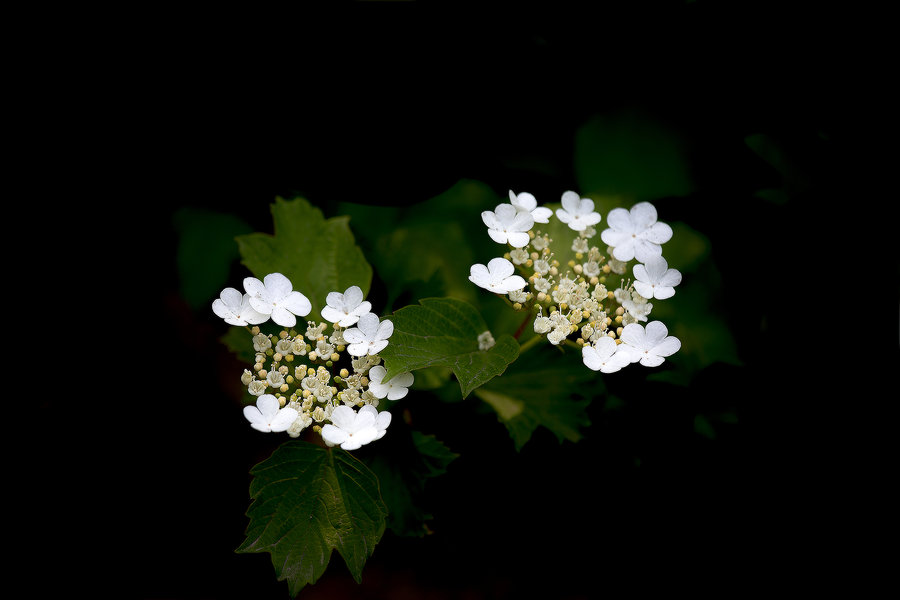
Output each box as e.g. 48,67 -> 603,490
574,109 -> 694,202
474,343 -> 595,451
173,207 -> 253,310
364,423 -> 458,537
338,180 -> 505,312
378,297 -> 520,399
236,196 -> 373,322
236,442 -> 387,596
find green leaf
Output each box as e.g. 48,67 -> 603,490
574,109 -> 693,201
237,442 -> 387,596
473,343 -> 595,451
378,297 -> 520,399
173,207 -> 253,310
364,425 -> 458,537
337,180 -> 505,312
236,197 -> 373,322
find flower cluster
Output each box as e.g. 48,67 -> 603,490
214,274 -> 414,450
471,191 -> 682,373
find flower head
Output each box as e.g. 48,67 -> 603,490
320,285 -> 372,327
469,257 -> 527,294
601,201 -> 673,263
343,312 -> 394,357
633,255 -> 682,300
482,203 -> 534,248
618,321 -> 681,367
321,404 -> 391,450
367,365 -> 414,400
243,394 -> 299,433
212,287 -> 269,326
243,273 -> 312,328
555,191 -> 602,232
509,190 -> 553,224
582,337 -> 632,373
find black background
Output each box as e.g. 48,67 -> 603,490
37,3 -> 891,599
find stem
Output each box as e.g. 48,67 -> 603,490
512,309 -> 533,340
518,333 -> 544,355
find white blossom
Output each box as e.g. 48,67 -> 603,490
571,238 -> 589,254
243,394 -> 299,433
601,201 -> 673,263
547,328 -> 568,345
582,337 -> 632,373
582,260 -> 601,278
509,190 -> 553,224
633,256 -> 682,300
623,297 -> 652,322
320,285 -> 372,327
248,380 -> 268,396
316,339 -> 335,359
482,203 -> 534,248
212,287 -> 269,326
509,248 -> 529,265
321,405 -> 391,450
367,365 -> 414,400
243,273 -> 312,328
618,321 -> 681,367
534,315 -> 552,334
555,191 -> 602,232
287,412 -> 313,438
343,312 -> 394,357
252,333 -> 272,353
469,257 -> 527,294
477,330 -> 496,350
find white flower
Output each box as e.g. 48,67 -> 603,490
601,201 -> 673,263
555,191 -> 602,232
633,256 -> 682,300
509,190 -> 553,224
243,273 -> 312,328
477,330 -> 496,350
618,321 -> 681,367
343,312 -> 394,357
534,315 -> 552,334
367,365 -> 414,400
547,328 -> 568,345
320,285 -> 372,327
212,287 -> 269,326
469,257 -> 527,294
252,333 -> 272,352
582,337 -> 632,373
482,203 -> 534,248
243,394 -> 299,433
321,404 -> 391,450
623,298 -> 652,322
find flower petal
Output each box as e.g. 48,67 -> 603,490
642,222 -> 673,244
375,319 -> 394,342
561,191 -> 581,214
367,365 -> 386,385
498,275 -> 527,293
506,231 -> 531,248
482,210 -> 500,229
605,207 -> 633,232
321,424 -> 348,447
644,321 -> 669,346
270,306 -> 297,328
368,339 -> 389,355
269,407 -> 299,432
487,228 -> 509,244
531,206 -> 552,223
356,312 -> 380,339
511,191 -> 537,211
329,405 -> 357,430
653,335 -> 681,358
264,273 -> 293,300
629,202 -> 658,230
493,203 -> 518,225
555,208 -> 573,223
487,257 -> 514,280
256,395 -> 280,420
342,285 -> 363,310
321,305 -> 345,324
282,291 -> 312,317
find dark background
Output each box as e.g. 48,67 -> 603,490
42,3 -> 889,599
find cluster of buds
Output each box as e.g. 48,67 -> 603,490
213,274 -> 412,450
471,191 -> 683,373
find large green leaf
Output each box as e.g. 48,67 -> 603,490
474,343 -> 596,451
236,442 -> 387,596
236,196 -> 373,322
365,425 -> 458,537
378,297 -> 520,398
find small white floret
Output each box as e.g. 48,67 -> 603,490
482,203 -> 534,248
601,202 -> 673,263
342,312 -> 394,357
469,257 -> 527,294
367,365 -> 414,400
618,321 -> 681,367
633,256 -> 682,300
243,394 -> 299,433
243,273 -> 312,328
555,191 -> 602,232
321,404 -> 391,450
320,285 -> 372,327
509,190 -> 553,224
582,337 -> 631,373
212,287 -> 269,326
